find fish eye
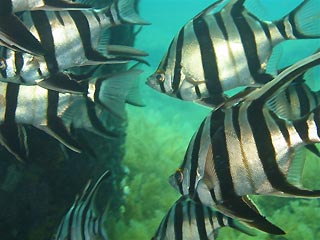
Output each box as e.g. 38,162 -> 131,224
155,72 -> 165,82
0,59 -> 6,71
174,168 -> 183,183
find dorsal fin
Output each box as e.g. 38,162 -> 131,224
193,0 -> 239,19
244,51 -> 320,105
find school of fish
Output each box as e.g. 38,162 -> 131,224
0,0 -> 320,239
148,0 -> 320,239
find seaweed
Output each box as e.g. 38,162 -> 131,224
108,89 -> 320,239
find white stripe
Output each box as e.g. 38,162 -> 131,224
225,108 -> 253,196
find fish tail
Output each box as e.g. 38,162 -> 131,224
93,68 -> 144,119
111,0 -> 150,25
286,0 -> 320,38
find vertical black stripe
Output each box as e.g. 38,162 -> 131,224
195,202 -> 207,239
85,98 -> 118,137
215,13 -> 228,40
247,101 -> 316,196
68,11 -> 107,62
186,201 -> 192,225
296,85 -> 310,116
269,110 -> 290,145
193,16 -> 224,105
31,11 -> 59,74
0,0 -> 12,15
54,11 -> 65,26
231,1 -> 262,81
215,212 -> 225,227
4,82 -> 19,122
0,47 -> 8,78
275,20 -> 287,38
260,21 -> 272,40
14,51 -> 24,74
92,11 -> 101,24
293,117 -> 309,142
104,8 -> 115,25
159,39 -> 175,72
172,28 -> 184,93
210,109 -> 236,201
47,90 -> 59,119
173,202 -> 183,240
189,120 -> 206,196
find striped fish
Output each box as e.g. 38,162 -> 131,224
152,196 -> 255,240
0,68 -> 143,162
0,0 -> 91,56
268,78 -> 320,159
53,169 -> 111,240
147,0 -> 320,107
0,0 -> 149,93
169,52 -> 320,235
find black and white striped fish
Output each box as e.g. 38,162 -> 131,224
0,0 -> 149,93
152,196 -> 255,240
147,0 -> 320,107
0,0 -> 91,56
169,52 -> 320,235
53,169 -> 111,240
0,68 -> 143,162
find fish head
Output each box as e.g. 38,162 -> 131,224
169,168 -> 190,195
147,67 -> 175,96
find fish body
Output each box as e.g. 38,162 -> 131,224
0,0 -> 91,56
152,196 -> 255,240
0,0 -> 149,93
0,68 -> 143,161
53,169 -> 111,240
147,0 -> 320,107
169,52 -> 320,234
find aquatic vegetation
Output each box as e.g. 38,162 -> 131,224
107,85 -> 320,239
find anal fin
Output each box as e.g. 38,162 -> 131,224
0,123 -> 28,162
45,117 -> 82,153
217,195 -> 285,235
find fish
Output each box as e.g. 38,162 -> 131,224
147,0 -> 320,107
168,51 -> 320,235
0,0 -> 91,56
152,196 -> 255,240
53,169 -> 111,240
0,0 -> 150,93
267,76 -> 320,158
0,68 -> 143,162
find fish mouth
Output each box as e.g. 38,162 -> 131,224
146,75 -> 158,89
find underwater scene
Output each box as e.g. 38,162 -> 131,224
0,0 -> 320,239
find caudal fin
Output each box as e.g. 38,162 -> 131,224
288,0 -> 320,37
92,68 -> 144,119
